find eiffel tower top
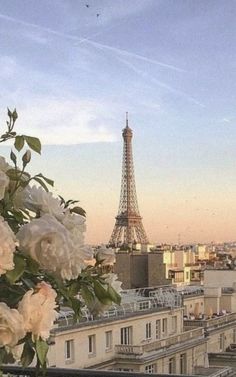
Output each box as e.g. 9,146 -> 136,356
122,112 -> 132,137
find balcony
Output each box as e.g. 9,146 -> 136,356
1,365 -> 234,377
115,327 -> 204,357
184,312 -> 236,331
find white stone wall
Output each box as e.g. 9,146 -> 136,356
48,307 -> 183,369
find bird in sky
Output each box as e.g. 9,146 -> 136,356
85,4 -> 89,8
97,13 -> 100,17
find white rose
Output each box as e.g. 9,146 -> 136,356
96,245 -> 116,266
17,214 -> 87,280
18,282 -> 57,340
0,217 -> 15,276
0,303 -> 25,347
0,156 -> 11,172
20,186 -> 63,219
62,211 -> 93,266
0,156 -> 11,200
86,274 -> 122,316
104,273 -> 122,293
0,171 -> 9,200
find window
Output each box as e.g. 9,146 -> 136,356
156,319 -> 161,339
180,353 -> 187,374
219,333 -> 224,351
105,331 -> 112,351
121,326 -> 132,345
174,271 -> 184,283
65,339 -> 74,362
171,316 -> 177,334
169,357 -> 176,374
145,364 -> 156,374
146,322 -> 152,339
88,335 -> 96,355
162,318 -> 167,336
139,301 -> 150,310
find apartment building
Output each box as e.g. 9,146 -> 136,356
46,286 -> 233,376
45,267 -> 236,376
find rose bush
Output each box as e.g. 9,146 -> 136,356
0,303 -> 25,348
18,282 -> 57,340
95,245 -> 116,266
0,109 -> 121,374
0,217 -> 16,276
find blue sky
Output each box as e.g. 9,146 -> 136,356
0,0 -> 236,244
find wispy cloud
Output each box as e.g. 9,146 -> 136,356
0,97 -> 119,145
221,117 -> 234,124
0,56 -> 17,78
0,12 -> 184,73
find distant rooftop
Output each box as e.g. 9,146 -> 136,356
55,285 -> 204,330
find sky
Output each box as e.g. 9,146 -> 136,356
0,0 -> 236,244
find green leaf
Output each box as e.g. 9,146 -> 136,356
70,206 -> 86,217
25,255 -> 39,274
58,195 -> 65,205
94,281 -> 112,305
81,285 -> 94,304
0,347 -> 8,364
70,297 -> 81,318
24,135 -> 41,154
6,254 -> 26,284
108,284 -> 121,305
21,341 -> 35,367
35,338 -> 49,367
68,281 -> 80,297
7,108 -> 12,118
14,135 -> 25,151
6,168 -> 21,181
37,173 -> 54,187
33,177 -> 49,192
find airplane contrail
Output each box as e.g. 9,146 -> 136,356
0,12 -> 185,73
118,58 -> 205,107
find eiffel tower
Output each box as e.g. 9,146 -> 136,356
109,113 -> 149,248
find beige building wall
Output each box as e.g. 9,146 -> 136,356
207,326 -> 236,353
184,295 -> 205,317
175,249 -> 195,269
148,252 -> 171,286
204,269 -> 236,288
48,307 -> 183,369
174,249 -> 183,269
197,245 -> 209,260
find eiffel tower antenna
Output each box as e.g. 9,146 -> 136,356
109,114 -> 149,248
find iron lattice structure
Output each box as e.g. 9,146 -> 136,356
109,114 -> 149,248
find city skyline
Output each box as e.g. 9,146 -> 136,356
0,1 -> 236,244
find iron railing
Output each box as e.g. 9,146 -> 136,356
1,366 -> 200,377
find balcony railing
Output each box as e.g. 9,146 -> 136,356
184,312 -> 236,330
115,327 -> 204,356
2,365 -> 234,377
1,365 -> 202,377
